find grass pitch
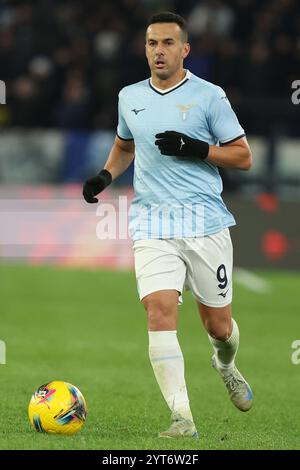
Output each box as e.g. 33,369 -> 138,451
0,264 -> 299,450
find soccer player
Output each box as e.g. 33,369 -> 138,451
83,12 -> 253,438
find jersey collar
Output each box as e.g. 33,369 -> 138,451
149,70 -> 191,96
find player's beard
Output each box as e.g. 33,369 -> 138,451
154,69 -> 169,80
152,63 -> 174,81
152,60 -> 183,82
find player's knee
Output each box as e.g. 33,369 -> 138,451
142,296 -> 177,329
145,300 -> 174,321
206,320 -> 232,341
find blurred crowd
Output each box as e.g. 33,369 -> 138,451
0,0 -> 299,133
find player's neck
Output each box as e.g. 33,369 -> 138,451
151,69 -> 187,91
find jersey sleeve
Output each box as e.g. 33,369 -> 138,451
208,87 -> 245,145
117,90 -> 134,141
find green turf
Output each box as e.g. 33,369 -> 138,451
0,264 -> 299,450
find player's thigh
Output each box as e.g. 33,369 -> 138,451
133,239 -> 186,304
184,228 -> 233,308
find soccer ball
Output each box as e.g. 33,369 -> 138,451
28,381 -> 87,435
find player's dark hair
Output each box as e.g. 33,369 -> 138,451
147,12 -> 188,42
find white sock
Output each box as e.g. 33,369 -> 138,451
208,319 -> 239,371
148,330 -> 193,422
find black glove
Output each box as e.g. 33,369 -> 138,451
155,131 -> 209,161
82,169 -> 112,203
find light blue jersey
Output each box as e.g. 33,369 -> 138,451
117,70 -> 245,240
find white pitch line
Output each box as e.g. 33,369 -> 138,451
233,268 -> 272,293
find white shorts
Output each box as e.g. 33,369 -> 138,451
133,228 -> 233,308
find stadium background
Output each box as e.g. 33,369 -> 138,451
0,0 -> 300,450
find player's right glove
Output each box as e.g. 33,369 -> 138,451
155,131 -> 209,162
82,169 -> 112,203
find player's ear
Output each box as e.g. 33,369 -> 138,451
183,42 -> 190,60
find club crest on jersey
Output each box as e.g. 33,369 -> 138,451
176,104 -> 194,121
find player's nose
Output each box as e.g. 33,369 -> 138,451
155,46 -> 165,56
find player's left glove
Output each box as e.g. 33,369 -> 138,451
155,131 -> 209,161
